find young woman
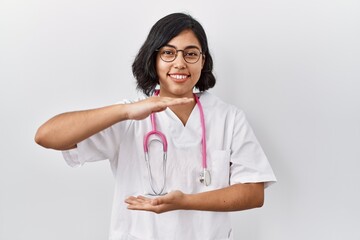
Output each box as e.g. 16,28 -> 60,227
35,12 -> 276,240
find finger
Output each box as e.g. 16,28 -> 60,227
150,195 -> 169,206
135,196 -> 150,204
164,97 -> 194,106
125,196 -> 137,202
151,198 -> 160,206
153,98 -> 193,111
148,97 -> 193,113
125,195 -> 154,207
136,195 -> 151,202
127,201 -> 155,211
155,96 -> 193,103
125,196 -> 146,204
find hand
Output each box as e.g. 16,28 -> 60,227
126,96 -> 193,121
125,190 -> 186,214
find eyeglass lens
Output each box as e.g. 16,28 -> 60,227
158,46 -> 202,63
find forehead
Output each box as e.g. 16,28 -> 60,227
166,29 -> 201,49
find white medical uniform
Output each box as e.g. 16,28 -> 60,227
62,91 -> 276,240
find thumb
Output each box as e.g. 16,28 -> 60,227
151,196 -> 167,206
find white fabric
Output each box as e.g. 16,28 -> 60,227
62,91 -> 276,240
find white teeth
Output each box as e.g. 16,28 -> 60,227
170,74 -> 188,79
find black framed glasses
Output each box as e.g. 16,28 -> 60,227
156,46 -> 203,64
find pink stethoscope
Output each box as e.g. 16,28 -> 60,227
143,90 -> 211,196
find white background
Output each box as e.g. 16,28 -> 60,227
1,0 -> 359,239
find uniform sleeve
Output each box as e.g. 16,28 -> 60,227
62,101 -> 134,168
229,110 -> 276,188
62,121 -> 132,167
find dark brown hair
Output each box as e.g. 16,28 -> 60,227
132,13 -> 216,96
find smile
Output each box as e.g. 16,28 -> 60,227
168,74 -> 190,81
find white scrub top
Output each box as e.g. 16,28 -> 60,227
62,91 -> 277,240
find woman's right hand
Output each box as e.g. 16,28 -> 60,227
126,96 -> 193,120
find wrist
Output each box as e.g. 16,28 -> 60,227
117,103 -> 130,121
180,193 -> 194,210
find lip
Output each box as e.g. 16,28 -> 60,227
168,73 -> 191,83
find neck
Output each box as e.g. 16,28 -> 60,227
170,94 -> 197,126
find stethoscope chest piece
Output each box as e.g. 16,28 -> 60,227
200,169 -> 211,186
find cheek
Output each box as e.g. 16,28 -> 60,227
156,60 -> 169,76
191,64 -> 203,77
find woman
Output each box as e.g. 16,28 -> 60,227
35,12 -> 276,240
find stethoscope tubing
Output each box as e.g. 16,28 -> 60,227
143,113 -> 168,153
194,92 -> 207,169
143,90 -> 210,195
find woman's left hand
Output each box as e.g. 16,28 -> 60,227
125,190 -> 186,214
125,183 -> 265,213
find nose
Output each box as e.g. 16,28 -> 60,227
173,51 -> 187,69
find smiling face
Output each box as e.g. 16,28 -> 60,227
156,29 -> 205,98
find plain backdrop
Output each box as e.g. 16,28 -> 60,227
1,0 -> 359,239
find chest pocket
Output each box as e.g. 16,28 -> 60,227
208,149 -> 231,188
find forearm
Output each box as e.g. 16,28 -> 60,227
125,182 -> 265,214
35,104 -> 129,150
35,96 -> 194,151
183,183 -> 264,212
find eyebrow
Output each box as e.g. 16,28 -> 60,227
163,44 -> 201,50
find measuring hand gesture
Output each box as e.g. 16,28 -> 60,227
125,190 -> 186,214
126,96 -> 193,121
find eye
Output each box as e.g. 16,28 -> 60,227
184,49 -> 200,57
161,49 -> 176,55
187,51 -> 199,56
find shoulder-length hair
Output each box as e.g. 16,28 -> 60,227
132,13 -> 216,96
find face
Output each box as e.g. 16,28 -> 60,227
156,29 -> 205,98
